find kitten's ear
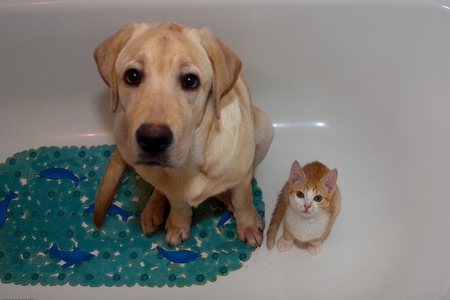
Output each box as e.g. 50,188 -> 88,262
289,160 -> 305,185
322,168 -> 338,194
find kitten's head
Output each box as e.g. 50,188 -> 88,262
288,160 -> 338,216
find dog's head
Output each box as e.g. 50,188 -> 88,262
94,22 -> 241,168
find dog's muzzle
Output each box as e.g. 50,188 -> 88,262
135,124 -> 173,165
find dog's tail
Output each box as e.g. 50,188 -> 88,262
266,182 -> 288,250
93,150 -> 128,228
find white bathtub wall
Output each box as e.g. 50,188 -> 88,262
2,1 -> 450,299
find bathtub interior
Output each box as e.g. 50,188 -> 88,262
2,1 -> 450,299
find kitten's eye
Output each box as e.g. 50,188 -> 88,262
124,69 -> 141,85
296,191 -> 304,198
182,74 -> 199,89
314,195 -> 323,202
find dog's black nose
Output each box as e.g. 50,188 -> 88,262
136,124 -> 173,155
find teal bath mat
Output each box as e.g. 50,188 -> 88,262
0,145 -> 265,287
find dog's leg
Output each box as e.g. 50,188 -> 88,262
215,190 -> 234,215
231,172 -> 264,247
140,188 -> 167,235
164,198 -> 193,247
252,106 -> 274,168
94,150 -> 128,228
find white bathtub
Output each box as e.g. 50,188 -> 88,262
2,0 -> 450,299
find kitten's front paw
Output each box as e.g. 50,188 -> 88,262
307,242 -> 322,256
277,237 -> 293,252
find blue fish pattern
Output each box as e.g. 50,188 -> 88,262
85,204 -> 133,221
217,203 -> 232,228
0,190 -> 18,227
155,246 -> 201,263
43,243 -> 94,268
39,167 -> 87,188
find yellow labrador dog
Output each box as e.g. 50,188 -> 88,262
93,22 -> 274,247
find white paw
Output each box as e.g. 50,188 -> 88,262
307,243 -> 321,256
277,237 -> 293,252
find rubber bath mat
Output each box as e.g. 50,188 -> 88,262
0,145 -> 265,287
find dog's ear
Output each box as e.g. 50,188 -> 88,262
94,22 -> 138,112
199,28 -> 242,118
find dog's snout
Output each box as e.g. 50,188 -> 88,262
136,124 -> 173,155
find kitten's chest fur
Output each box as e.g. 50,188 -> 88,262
285,208 -> 330,242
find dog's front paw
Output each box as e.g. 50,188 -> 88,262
165,211 -> 192,247
140,191 -> 167,235
140,205 -> 164,235
165,226 -> 191,247
235,210 -> 264,247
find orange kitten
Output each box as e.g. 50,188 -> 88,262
266,160 -> 341,255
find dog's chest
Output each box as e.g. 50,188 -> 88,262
175,175 -> 214,206
135,165 -> 222,206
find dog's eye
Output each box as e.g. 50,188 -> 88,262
124,69 -> 141,85
182,74 -> 199,89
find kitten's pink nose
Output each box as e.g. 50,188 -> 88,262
304,203 -> 311,211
